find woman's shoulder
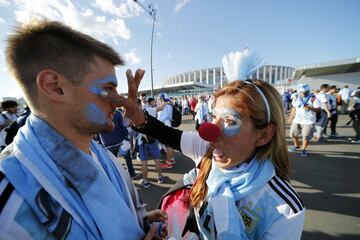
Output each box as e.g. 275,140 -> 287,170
237,176 -> 305,238
249,175 -> 304,216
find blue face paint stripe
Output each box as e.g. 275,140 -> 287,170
86,103 -> 107,125
89,75 -> 118,95
223,125 -> 240,136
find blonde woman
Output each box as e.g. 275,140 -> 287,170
108,65 -> 305,239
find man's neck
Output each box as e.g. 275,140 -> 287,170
38,113 -> 92,154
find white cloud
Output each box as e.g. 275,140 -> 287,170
0,18 -> 5,24
0,0 -> 10,6
175,0 -> 191,13
166,53 -> 171,59
12,0 -> 131,41
124,48 -> 141,64
156,31 -> 162,37
94,0 -> 142,18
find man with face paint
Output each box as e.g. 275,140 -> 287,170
0,20 -> 167,239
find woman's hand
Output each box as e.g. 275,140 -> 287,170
107,69 -> 146,126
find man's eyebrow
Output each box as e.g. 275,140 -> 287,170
96,75 -> 118,86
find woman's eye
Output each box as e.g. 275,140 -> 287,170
224,117 -> 236,126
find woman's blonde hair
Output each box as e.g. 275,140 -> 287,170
190,79 -> 290,207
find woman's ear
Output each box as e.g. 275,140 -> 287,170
36,70 -> 65,102
255,124 -> 276,147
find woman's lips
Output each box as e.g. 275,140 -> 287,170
213,148 -> 226,163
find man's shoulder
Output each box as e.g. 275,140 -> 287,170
0,144 -> 15,160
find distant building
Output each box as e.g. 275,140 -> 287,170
138,64 -> 295,97
293,57 -> 360,91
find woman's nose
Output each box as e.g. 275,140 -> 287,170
199,122 -> 221,142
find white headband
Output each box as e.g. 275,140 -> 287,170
222,48 -> 271,123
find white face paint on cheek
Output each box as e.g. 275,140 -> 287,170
213,108 -> 242,137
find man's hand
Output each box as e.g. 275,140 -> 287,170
147,210 -> 168,239
147,209 -> 168,223
144,224 -> 160,240
106,69 -> 146,126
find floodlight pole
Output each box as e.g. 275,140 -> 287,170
133,0 -> 156,97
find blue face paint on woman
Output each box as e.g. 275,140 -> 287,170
89,75 -> 118,96
213,108 -> 242,137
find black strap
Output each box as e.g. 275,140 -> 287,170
1,113 -> 9,120
0,182 -> 14,214
132,114 -> 183,152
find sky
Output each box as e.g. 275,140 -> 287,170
0,0 -> 359,99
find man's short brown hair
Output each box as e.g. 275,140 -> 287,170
5,19 -> 124,107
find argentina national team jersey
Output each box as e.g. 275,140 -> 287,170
194,175 -> 305,240
180,131 -> 305,240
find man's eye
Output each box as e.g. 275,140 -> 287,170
103,87 -> 116,93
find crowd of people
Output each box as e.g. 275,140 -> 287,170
283,84 -> 360,158
0,19 -> 359,240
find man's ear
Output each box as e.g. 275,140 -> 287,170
255,124 -> 276,147
36,70 -> 65,102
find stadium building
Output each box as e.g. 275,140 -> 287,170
293,57 -> 360,91
137,57 -> 360,97
139,65 -> 295,97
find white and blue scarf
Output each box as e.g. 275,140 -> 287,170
205,156 -> 275,239
0,114 -> 145,239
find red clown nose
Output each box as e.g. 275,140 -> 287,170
198,122 -> 221,142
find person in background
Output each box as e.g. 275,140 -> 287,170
314,84 -> 331,141
194,95 -> 208,131
348,89 -> 360,143
207,94 -> 215,122
0,100 -> 18,150
4,105 -> 31,145
189,95 -> 197,120
0,19 -> 165,239
98,109 -> 141,180
339,85 -> 352,114
181,95 -> 189,115
140,92 -> 148,110
157,92 -> 176,168
325,85 -> 339,137
282,89 -> 292,114
135,99 -> 165,188
288,84 -> 320,157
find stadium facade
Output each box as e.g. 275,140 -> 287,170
133,57 -> 360,97
139,65 -> 295,97
293,57 -> 360,91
